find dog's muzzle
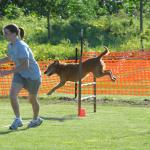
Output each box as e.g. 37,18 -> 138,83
44,70 -> 53,76
44,70 -> 47,74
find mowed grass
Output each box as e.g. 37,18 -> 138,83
0,98 -> 150,150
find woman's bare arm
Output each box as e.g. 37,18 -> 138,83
0,58 -> 29,76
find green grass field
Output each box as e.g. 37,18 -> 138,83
0,96 -> 150,150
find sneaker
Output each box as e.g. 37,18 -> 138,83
28,117 -> 43,128
9,118 -> 23,130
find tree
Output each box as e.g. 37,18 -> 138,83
18,0 -> 62,40
140,0 -> 144,50
65,0 -> 98,19
0,0 -> 11,16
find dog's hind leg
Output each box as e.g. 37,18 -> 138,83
95,70 -> 116,81
47,81 -> 66,95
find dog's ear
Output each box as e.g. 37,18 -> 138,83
54,60 -> 59,65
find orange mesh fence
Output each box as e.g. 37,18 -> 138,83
0,51 -> 150,96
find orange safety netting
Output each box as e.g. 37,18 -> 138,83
0,50 -> 150,96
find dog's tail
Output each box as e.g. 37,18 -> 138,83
97,46 -> 109,59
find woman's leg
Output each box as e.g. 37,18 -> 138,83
9,83 -> 23,118
26,78 -> 42,127
28,94 -> 39,120
28,93 -> 42,128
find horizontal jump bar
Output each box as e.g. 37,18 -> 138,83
81,95 -> 96,100
81,82 -> 96,86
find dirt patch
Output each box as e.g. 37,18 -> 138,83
56,97 -> 150,107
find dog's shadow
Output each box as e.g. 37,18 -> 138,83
40,114 -> 77,122
22,114 -> 77,122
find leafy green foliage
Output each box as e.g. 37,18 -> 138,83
1,0 -> 150,19
0,14 -> 150,60
0,1 -> 150,60
3,4 -> 24,19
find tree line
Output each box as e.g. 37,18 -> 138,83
0,0 -> 149,19
0,0 -> 149,47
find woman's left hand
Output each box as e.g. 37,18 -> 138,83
0,70 -> 13,77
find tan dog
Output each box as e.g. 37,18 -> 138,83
44,46 -> 116,95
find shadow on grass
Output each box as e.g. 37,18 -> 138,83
0,127 -> 29,135
22,114 -> 77,122
0,115 -> 77,135
40,114 -> 77,122
112,131 -> 150,140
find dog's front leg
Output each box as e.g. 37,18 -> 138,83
95,70 -> 116,81
102,70 -> 116,81
47,81 -> 66,95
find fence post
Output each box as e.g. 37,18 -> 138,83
93,76 -> 96,112
140,0 -> 144,51
75,48 -> 78,99
78,29 -> 83,116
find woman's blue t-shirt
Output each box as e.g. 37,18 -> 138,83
7,38 -> 41,80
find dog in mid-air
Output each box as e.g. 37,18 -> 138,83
44,46 -> 116,95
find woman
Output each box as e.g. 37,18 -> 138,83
0,24 -> 43,130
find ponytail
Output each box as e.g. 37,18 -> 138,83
19,27 -> 24,39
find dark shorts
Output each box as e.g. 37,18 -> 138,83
12,73 -> 41,95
